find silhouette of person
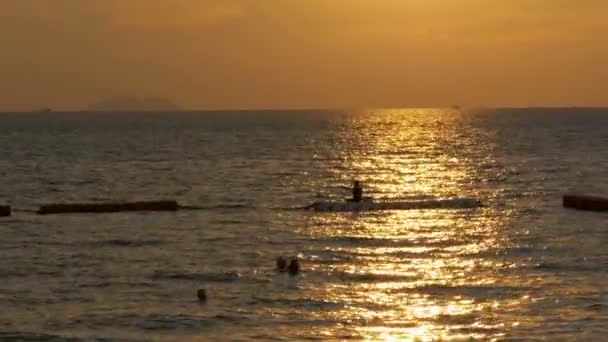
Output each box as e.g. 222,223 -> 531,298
352,180 -> 363,202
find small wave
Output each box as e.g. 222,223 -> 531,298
210,219 -> 248,225
212,203 -> 255,210
97,239 -> 166,248
518,207 -> 543,215
0,332 -> 79,341
313,236 -> 463,249
150,270 -> 243,282
532,261 -> 605,272
306,198 -> 482,212
198,236 -> 237,243
303,254 -> 356,264
333,271 -> 415,283
72,178 -> 100,186
249,296 -> 343,310
586,303 -> 607,311
37,270 -> 61,277
322,236 -> 415,246
133,314 -> 213,331
383,150 -> 418,156
0,218 -> 27,225
354,249 -> 442,259
77,280 -> 155,288
78,281 -> 112,288
213,314 -> 247,323
271,206 -> 309,211
406,284 -> 527,299
304,248 -> 441,263
0,269 -> 27,278
180,203 -> 255,211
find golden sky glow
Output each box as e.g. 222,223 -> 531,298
1,0 -> 607,110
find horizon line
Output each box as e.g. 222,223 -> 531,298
3,105 -> 608,113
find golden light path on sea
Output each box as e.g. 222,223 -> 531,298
299,109 -> 524,341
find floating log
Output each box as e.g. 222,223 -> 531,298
37,200 -> 179,215
563,194 -> 608,212
0,205 -> 10,217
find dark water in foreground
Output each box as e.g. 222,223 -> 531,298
0,108 -> 607,341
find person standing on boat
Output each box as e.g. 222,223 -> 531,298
352,180 -> 363,202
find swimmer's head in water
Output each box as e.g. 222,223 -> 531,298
197,289 -> 207,301
276,256 -> 288,271
288,258 -> 300,276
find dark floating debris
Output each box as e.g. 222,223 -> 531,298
197,289 -> 207,302
563,194 -> 608,212
37,200 -> 179,215
0,205 -> 10,217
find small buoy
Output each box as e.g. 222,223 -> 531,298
287,258 -> 300,276
276,256 -> 288,272
197,289 -> 207,301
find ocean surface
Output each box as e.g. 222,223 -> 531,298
0,108 -> 607,341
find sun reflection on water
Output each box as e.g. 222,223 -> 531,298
299,109 -> 518,340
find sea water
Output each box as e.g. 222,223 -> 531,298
0,108 -> 606,340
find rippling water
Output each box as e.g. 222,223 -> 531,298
1,108 -> 607,341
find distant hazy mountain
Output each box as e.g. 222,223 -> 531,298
89,97 -> 179,112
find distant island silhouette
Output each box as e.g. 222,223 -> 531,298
88,97 -> 179,112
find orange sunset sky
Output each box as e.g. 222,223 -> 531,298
1,0 -> 607,111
